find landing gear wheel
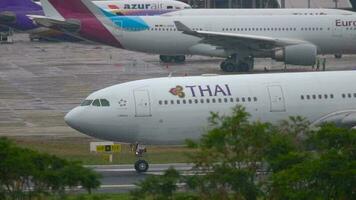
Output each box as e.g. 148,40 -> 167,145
220,61 -> 236,72
160,55 -> 173,63
174,55 -> 186,63
334,54 -> 342,59
238,62 -> 250,72
220,55 -> 254,73
135,160 -> 149,173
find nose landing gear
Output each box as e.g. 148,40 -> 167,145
133,143 -> 149,173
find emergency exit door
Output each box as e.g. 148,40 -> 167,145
133,90 -> 151,117
267,85 -> 286,112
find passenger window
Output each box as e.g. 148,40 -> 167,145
100,99 -> 110,107
194,99 -> 198,104
324,94 -> 328,99
236,98 -> 240,102
200,99 -> 204,103
253,97 -> 257,102
242,97 -> 246,102
171,100 -> 174,104
92,99 -> 100,107
312,95 -> 316,99
306,95 -> 310,99
348,93 -> 352,98
159,100 -> 162,105
247,97 -> 251,102
342,94 -> 346,98
182,100 -> 186,104
176,100 -> 180,104
212,99 -> 216,103
188,99 -> 192,104
218,98 -> 222,103
318,95 -> 322,99
330,94 -> 334,99
164,100 -> 168,105
206,99 -> 210,103
230,98 -> 234,102
81,100 -> 93,106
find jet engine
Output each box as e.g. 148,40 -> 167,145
273,44 -> 317,65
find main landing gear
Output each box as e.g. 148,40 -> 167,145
133,143 -> 149,173
159,55 -> 186,63
334,53 -> 342,59
220,54 -> 254,73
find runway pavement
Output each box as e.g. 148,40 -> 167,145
88,163 -> 194,193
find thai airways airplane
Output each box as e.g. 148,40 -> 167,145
35,0 -> 356,72
0,0 -> 190,41
64,71 -> 356,172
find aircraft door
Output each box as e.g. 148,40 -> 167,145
133,90 -> 151,117
267,85 -> 286,112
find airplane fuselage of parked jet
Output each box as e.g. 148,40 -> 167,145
38,0 -> 356,72
109,15 -> 356,56
65,71 -> 356,145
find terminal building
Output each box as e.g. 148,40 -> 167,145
183,0 -> 353,9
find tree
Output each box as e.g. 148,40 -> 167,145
130,167 -> 182,200
268,124 -> 356,199
131,106 -> 356,200
0,137 -> 101,199
184,106 -> 271,200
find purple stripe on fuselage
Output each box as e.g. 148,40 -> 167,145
48,0 -> 122,48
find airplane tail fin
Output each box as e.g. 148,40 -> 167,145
40,0 -> 123,47
0,0 -> 42,10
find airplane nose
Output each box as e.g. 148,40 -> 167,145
64,107 -> 82,130
64,109 -> 74,128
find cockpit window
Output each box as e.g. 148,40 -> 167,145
100,99 -> 110,107
167,6 -> 173,9
92,99 -> 101,107
184,6 -> 192,9
81,100 -> 93,106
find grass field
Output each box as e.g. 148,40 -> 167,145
12,136 -> 194,165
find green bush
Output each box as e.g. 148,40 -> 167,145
0,137 -> 101,200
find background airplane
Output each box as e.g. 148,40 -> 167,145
0,0 -> 190,41
35,0 -> 356,72
65,71 -> 356,172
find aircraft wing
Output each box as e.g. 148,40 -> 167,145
312,110 -> 356,129
0,11 -> 16,24
27,15 -> 80,33
174,21 -> 307,51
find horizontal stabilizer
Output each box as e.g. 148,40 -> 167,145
0,11 -> 16,24
27,15 -> 80,33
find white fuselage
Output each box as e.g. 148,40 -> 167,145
65,71 -> 356,145
105,14 -> 356,57
163,8 -> 356,16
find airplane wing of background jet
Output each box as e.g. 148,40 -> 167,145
28,15 -> 80,33
174,21 -> 317,66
